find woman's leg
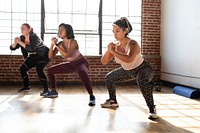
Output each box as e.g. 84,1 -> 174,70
47,62 -> 76,91
105,67 -> 132,101
19,56 -> 36,89
77,63 -> 96,106
77,63 -> 93,95
136,64 -> 157,119
36,60 -> 49,89
101,67 -> 133,108
136,65 -> 154,108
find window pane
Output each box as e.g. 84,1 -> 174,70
85,15 -> 98,32
103,0 -> 116,16
58,14 -> 72,25
27,0 -> 41,13
87,0 -> 99,13
73,0 -> 86,12
0,0 -> 11,11
116,0 -> 128,16
44,0 -> 57,12
73,15 -> 86,31
58,0 -> 72,13
45,14 -> 58,32
130,0 -> 142,16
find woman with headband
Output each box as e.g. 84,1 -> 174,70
100,17 -> 157,119
10,23 -> 50,96
46,23 -> 96,106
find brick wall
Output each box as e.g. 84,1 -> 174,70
0,0 -> 161,85
0,55 -> 160,85
142,0 -> 161,80
0,55 -> 120,85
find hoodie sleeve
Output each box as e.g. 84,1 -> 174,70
10,35 -> 25,50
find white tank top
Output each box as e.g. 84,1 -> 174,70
114,39 -> 144,70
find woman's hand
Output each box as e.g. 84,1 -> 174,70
49,37 -> 59,60
14,37 -> 20,43
51,37 -> 57,46
101,42 -> 115,65
13,37 -> 26,48
107,42 -> 115,52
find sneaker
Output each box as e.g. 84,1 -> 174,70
148,105 -> 158,119
18,86 -> 31,92
45,91 -> 58,98
88,95 -> 96,106
40,89 -> 50,96
101,99 -> 119,108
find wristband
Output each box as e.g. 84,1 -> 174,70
56,41 -> 62,46
55,43 -> 59,46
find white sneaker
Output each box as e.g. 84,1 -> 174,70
101,99 -> 119,108
148,106 -> 158,119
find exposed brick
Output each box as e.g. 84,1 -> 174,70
142,0 -> 161,80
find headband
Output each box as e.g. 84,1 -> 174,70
120,17 -> 131,33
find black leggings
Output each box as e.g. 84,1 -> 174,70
20,54 -> 49,89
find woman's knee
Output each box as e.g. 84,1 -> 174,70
78,67 -> 88,78
47,67 -> 53,75
78,64 -> 88,73
137,78 -> 153,92
137,67 -> 153,81
105,72 -> 115,84
36,67 -> 45,75
20,64 -> 28,72
47,65 -> 58,76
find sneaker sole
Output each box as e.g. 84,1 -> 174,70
46,95 -> 58,98
148,114 -> 158,119
88,102 -> 96,106
101,104 -> 119,108
18,89 -> 31,92
40,94 -> 48,96
40,93 -> 48,96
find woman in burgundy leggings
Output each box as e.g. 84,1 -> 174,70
46,23 -> 95,106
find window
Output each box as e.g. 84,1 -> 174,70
0,0 -> 41,55
102,0 -> 142,54
44,0 -> 100,55
0,0 -> 141,55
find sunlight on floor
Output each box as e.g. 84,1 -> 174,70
0,87 -> 200,133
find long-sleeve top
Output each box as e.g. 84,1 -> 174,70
10,33 -> 49,59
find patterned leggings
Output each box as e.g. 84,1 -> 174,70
105,60 -> 155,107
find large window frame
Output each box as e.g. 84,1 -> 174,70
0,0 -> 141,55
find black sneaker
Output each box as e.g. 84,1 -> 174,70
88,95 -> 96,106
45,91 -> 58,98
18,86 -> 31,92
40,89 -> 50,96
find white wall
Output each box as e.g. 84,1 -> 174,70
161,0 -> 200,88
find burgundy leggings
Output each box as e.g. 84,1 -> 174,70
47,57 -> 93,95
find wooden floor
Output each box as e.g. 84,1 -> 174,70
0,84 -> 200,133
